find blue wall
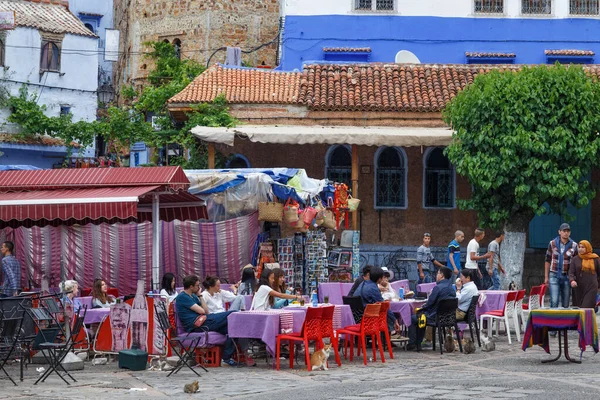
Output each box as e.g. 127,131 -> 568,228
0,144 -> 69,169
281,15 -> 600,70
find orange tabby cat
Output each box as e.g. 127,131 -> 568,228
310,344 -> 332,371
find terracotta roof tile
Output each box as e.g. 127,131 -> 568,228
0,133 -> 69,147
0,0 -> 96,38
169,63 -> 600,113
545,49 -> 595,56
169,65 -> 301,104
323,47 -> 372,53
466,52 -> 516,58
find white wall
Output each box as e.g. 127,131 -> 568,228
283,0 -> 588,18
1,27 -> 98,154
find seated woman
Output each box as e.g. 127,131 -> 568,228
271,268 -> 290,309
160,272 -> 178,302
92,279 -> 117,308
250,268 -> 302,311
238,264 -> 257,295
60,279 -> 82,313
201,275 -> 245,312
378,267 -> 399,301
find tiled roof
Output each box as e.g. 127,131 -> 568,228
323,47 -> 372,53
466,52 -> 516,58
545,49 -> 595,56
0,0 -> 97,37
169,63 -> 600,113
168,65 -> 301,104
0,133 -> 68,147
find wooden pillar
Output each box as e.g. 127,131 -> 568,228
351,144 -> 358,231
208,143 -> 215,169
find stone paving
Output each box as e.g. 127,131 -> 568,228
2,329 -> 600,400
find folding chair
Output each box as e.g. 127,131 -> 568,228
154,301 -> 207,377
34,306 -> 88,385
0,302 -> 26,386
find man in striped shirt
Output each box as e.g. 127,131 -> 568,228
1,241 -> 21,297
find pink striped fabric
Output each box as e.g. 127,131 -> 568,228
1,213 -> 259,295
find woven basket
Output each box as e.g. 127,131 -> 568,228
258,201 -> 283,222
348,197 -> 361,212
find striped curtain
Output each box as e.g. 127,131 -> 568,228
0,212 -> 259,295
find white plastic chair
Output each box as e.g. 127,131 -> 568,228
479,291 -> 518,344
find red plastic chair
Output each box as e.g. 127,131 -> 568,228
80,288 -> 92,297
377,301 -> 393,360
521,285 -> 542,311
336,303 -> 383,366
539,284 -> 548,306
319,305 -> 341,367
276,307 -> 324,371
107,288 -> 119,298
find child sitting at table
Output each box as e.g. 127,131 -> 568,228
251,268 -> 302,311
92,279 -> 117,308
271,268 -> 291,309
378,267 -> 399,301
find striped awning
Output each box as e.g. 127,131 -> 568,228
0,167 -> 207,228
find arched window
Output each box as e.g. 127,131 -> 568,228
325,145 -> 351,185
84,23 -> 95,34
375,147 -> 406,208
0,38 -> 4,67
226,154 -> 250,169
40,41 -> 60,72
424,147 -> 455,208
173,38 -> 181,60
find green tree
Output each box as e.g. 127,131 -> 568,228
443,64 -> 600,289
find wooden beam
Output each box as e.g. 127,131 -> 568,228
351,144 -> 358,231
208,143 -> 215,169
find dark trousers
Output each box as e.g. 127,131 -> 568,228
408,314 -> 426,345
193,310 -> 236,360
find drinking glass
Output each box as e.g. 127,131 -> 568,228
324,295 -> 329,304
299,298 -> 305,306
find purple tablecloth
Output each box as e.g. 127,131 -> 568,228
477,290 -> 512,317
416,282 -> 436,294
84,308 -> 109,324
390,280 -> 410,292
75,296 -> 93,310
228,309 -> 306,356
389,300 -> 427,327
317,283 -> 353,304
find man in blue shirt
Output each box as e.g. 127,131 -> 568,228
447,231 -> 465,278
407,266 -> 456,351
175,275 -> 238,366
1,241 -> 21,297
355,266 -> 401,336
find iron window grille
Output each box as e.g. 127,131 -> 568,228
354,0 -> 395,11
522,0 -> 552,14
326,145 -> 352,186
424,148 -> 454,208
474,0 -> 504,13
376,147 -> 406,208
570,0 -> 599,14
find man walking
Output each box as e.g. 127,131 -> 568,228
417,233 -> 445,284
1,241 -> 21,297
447,231 -> 465,278
545,223 -> 577,309
465,228 -> 490,290
487,232 -> 506,290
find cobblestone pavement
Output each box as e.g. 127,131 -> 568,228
2,330 -> 600,400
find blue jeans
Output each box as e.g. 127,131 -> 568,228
194,310 -> 236,359
228,295 -> 245,311
418,270 -> 433,284
490,269 -> 500,290
549,272 -> 570,308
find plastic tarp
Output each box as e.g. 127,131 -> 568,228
191,125 -> 454,147
184,169 -> 327,222
0,165 -> 41,171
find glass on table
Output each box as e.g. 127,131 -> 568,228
324,295 -> 329,304
299,298 -> 305,306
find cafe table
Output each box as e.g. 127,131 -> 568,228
522,308 -> 599,363
389,299 -> 427,327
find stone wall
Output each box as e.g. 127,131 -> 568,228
113,0 -> 281,100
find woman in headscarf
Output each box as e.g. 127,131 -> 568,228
568,240 -> 600,308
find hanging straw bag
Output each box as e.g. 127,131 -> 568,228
292,218 -> 309,233
347,196 -> 361,212
258,198 -> 283,222
300,206 -> 318,226
283,198 -> 299,223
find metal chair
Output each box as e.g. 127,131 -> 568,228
458,294 -> 480,347
0,301 -> 26,386
34,306 -> 88,385
342,295 -> 364,324
154,301 -> 207,377
425,298 -> 463,354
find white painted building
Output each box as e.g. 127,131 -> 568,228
0,0 -> 99,168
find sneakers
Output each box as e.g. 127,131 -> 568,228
223,358 -> 238,367
406,343 -> 417,351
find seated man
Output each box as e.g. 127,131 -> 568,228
354,266 -> 401,337
348,265 -> 371,297
175,275 -> 238,366
407,266 -> 456,351
455,268 -> 479,321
